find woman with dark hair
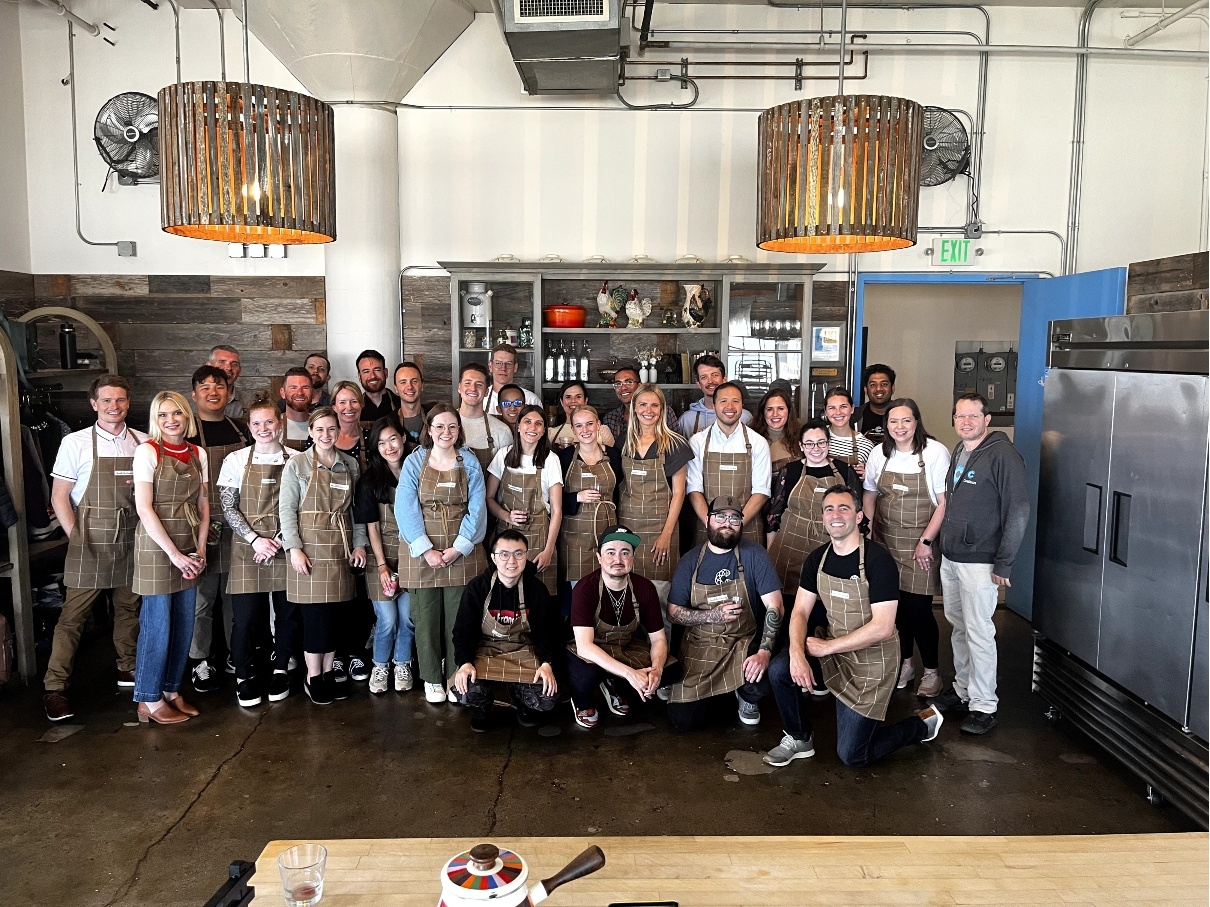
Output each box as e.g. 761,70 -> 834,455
548,380 -> 615,449
751,387 -> 801,476
395,404 -> 488,704
823,386 -> 873,479
766,419 -> 861,598
486,405 -> 563,594
862,398 -> 951,699
355,416 -> 416,695
558,405 -> 623,588
494,383 -> 528,430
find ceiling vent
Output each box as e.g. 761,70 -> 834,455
501,0 -> 628,94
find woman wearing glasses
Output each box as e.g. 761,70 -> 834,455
766,420 -> 861,599
548,380 -> 615,450
396,404 -> 488,704
486,405 -> 563,595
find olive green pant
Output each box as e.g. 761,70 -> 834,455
410,585 -> 464,685
44,586 -> 141,691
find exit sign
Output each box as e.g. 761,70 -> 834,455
931,237 -> 978,267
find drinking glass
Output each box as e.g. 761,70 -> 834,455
278,843 -> 327,907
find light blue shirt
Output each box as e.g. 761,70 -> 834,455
395,446 -> 487,558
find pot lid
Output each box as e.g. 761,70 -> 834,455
442,844 -> 528,899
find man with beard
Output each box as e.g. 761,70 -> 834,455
207,345 -> 245,419
304,352 -> 332,408
856,364 -> 896,444
664,497 -> 784,731
601,365 -> 678,440
484,344 -> 539,416
764,485 -> 943,767
356,349 -> 401,422
280,367 -> 315,446
394,361 -> 429,443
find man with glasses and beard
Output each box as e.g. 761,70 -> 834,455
664,497 -> 784,731
451,529 -> 562,733
601,366 -> 678,440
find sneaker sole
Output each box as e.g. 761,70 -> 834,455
599,682 -> 629,717
738,712 -> 761,726
573,713 -> 599,729
115,681 -> 135,688
763,748 -> 815,767
46,712 -> 75,722
267,691 -> 291,702
237,696 -> 263,707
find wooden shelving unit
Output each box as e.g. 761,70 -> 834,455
0,327 -> 35,685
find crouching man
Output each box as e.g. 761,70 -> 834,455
452,529 -> 562,732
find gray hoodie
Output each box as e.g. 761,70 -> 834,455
938,430 -> 1030,577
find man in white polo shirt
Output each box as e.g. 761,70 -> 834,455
43,374 -> 147,722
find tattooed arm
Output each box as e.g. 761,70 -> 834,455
667,601 -> 732,626
758,602 -> 783,652
219,485 -> 257,541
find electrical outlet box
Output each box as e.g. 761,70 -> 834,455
117,241 -> 137,257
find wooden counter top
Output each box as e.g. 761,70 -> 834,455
253,833 -> 1208,906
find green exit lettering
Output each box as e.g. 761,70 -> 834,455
939,238 -> 971,265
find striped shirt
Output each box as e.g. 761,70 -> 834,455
827,428 -> 874,465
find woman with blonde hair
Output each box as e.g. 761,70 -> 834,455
619,385 -> 691,600
131,391 -> 210,724
558,405 -> 623,589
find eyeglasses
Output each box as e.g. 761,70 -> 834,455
492,549 -> 528,561
489,360 -> 515,368
613,379 -> 638,388
499,399 -> 525,408
710,513 -> 743,526
801,439 -> 829,449
954,414 -> 986,422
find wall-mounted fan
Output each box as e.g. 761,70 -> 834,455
919,106 -> 971,187
94,92 -> 159,186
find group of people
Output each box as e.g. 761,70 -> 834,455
42,345 -> 1029,769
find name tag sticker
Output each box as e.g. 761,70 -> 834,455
114,470 -> 134,476
833,590 -> 851,599
631,469 -> 648,477
719,464 -> 738,471
437,482 -> 457,488
813,486 -> 825,493
507,485 -> 524,493
707,593 -> 729,604
330,483 -> 350,491
261,478 -> 277,485
892,483 -> 910,492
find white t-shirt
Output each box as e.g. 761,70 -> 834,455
284,417 -> 310,442
132,442 -> 209,486
461,410 -> 512,454
863,438 -> 951,506
487,446 -> 564,509
50,424 -> 148,506
217,446 -> 297,488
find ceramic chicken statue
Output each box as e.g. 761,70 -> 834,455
596,281 -> 618,328
682,284 -> 713,329
625,290 -> 652,328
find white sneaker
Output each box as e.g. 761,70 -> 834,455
394,663 -> 414,693
896,660 -> 915,690
920,705 -> 945,742
368,663 -> 389,695
447,685 -> 459,704
424,682 -> 445,704
763,733 -> 816,767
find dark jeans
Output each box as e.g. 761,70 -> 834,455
297,601 -> 341,653
460,679 -> 557,712
896,590 -> 939,669
230,591 -> 299,679
665,668 -> 770,732
336,576 -> 374,660
767,649 -> 813,741
835,698 -> 927,767
566,654 -> 632,710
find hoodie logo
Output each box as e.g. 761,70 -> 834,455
964,469 -> 977,484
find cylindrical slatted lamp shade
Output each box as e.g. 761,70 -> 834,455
158,81 -> 336,244
757,95 -> 924,254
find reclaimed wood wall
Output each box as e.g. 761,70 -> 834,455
0,270 -> 326,417
1125,251 -> 1208,315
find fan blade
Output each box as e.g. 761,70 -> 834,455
124,143 -> 157,178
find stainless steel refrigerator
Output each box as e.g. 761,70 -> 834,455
1033,309 -> 1208,827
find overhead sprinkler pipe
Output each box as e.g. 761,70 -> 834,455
34,0 -> 99,36
1125,0 -> 1208,46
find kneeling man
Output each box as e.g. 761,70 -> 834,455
567,525 -> 669,728
453,529 -> 562,732
765,485 -> 942,767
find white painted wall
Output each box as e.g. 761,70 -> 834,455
0,0 -> 31,273
17,0 -> 322,275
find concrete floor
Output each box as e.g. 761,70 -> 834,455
0,607 -> 1196,907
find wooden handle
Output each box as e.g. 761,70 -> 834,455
539,846 -> 606,894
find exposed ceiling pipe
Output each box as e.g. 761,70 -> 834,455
657,38 -> 1203,60
206,0 -> 226,80
1065,0 -> 1106,276
163,0 -> 181,84
1125,0 -> 1208,47
33,0 -> 99,37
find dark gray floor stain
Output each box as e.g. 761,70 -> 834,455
945,742 -> 1017,763
38,724 -> 85,743
1059,752 -> 1098,764
725,749 -> 775,775
603,722 -> 655,737
537,725 -> 561,737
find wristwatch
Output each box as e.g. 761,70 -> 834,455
920,538 -> 932,547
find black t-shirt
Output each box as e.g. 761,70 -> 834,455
799,538 -> 900,604
362,390 -> 401,423
857,404 -> 887,442
452,566 -> 564,668
630,437 -> 695,485
189,416 -> 250,450
353,478 -> 395,525
570,569 -> 664,633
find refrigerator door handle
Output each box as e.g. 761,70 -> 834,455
1082,484 -> 1103,554
1109,491 -> 1132,567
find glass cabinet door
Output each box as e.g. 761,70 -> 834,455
453,277 -> 539,397
725,281 -> 807,413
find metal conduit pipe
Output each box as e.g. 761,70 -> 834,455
658,38 -> 1205,60
207,0 -> 226,80
67,22 -> 117,248
163,0 -> 181,84
33,0 -> 99,37
919,227 -> 1067,273
1065,0 -> 1107,276
1125,0 -> 1208,46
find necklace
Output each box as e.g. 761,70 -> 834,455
604,583 -> 629,625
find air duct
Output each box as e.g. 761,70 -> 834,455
501,0 -> 630,94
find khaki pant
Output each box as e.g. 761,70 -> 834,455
43,586 -> 141,691
940,557 -> 1000,714
190,572 -> 233,661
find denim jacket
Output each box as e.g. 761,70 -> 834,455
395,446 -> 487,559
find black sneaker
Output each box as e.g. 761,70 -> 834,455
348,656 -> 370,682
470,706 -> 492,733
305,675 -> 333,705
327,671 -> 348,700
928,686 -> 969,715
331,659 -> 349,684
192,659 -> 220,693
267,672 -> 291,702
960,710 -> 997,735
236,678 -> 262,707
515,704 -> 540,728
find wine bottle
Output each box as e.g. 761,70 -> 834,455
567,340 -> 578,381
556,340 -> 566,382
580,342 -> 590,382
544,343 -> 555,384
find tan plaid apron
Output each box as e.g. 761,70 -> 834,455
472,573 -> 542,682
830,427 -> 865,470
873,454 -> 940,596
495,461 -> 558,594
669,544 -> 756,703
695,425 -> 765,546
817,540 -> 899,720
567,575 -> 654,670
396,457 -> 487,588
284,438 -> 308,452
463,412 -> 498,473
768,461 -> 842,598
561,452 -> 617,581
197,417 -> 247,576
226,452 -> 287,594
618,448 -> 678,582
366,487 -> 401,574
286,452 -> 356,604
64,427 -> 137,590
132,444 -> 203,596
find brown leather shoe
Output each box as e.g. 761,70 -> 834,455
163,693 -> 199,717
137,701 -> 190,724
44,692 -> 75,722
116,669 -> 136,688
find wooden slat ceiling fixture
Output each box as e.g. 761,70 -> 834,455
158,81 -> 336,244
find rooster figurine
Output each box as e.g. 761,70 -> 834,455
625,290 -> 652,329
682,284 -> 713,330
596,281 -> 618,328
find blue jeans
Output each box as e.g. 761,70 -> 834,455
767,649 -> 813,741
371,592 -> 414,666
834,698 -> 926,767
134,589 -> 197,704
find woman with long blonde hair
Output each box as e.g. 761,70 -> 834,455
558,405 -> 622,588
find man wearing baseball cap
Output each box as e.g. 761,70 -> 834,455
664,496 -> 785,731
566,525 -> 670,728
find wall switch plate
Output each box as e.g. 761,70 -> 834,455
268,244 -> 287,258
